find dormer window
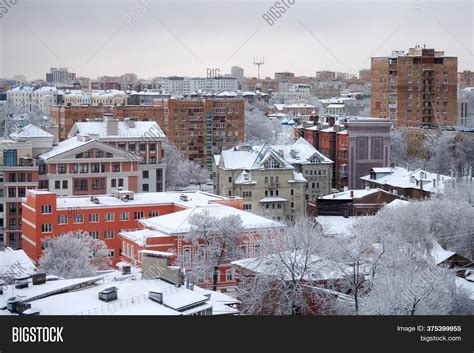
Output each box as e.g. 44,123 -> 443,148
264,157 -> 281,169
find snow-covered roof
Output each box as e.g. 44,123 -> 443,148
232,250 -> 350,281
384,199 -> 410,209
315,216 -> 362,237
455,277 -> 474,301
272,137 -> 333,164
0,276 -> 105,309
9,124 -> 54,140
361,167 -> 451,194
318,188 -> 392,200
53,191 -> 234,210
0,272 -> 240,316
0,248 -> 35,277
69,120 -> 165,139
289,171 -> 307,183
38,137 -> 95,160
430,241 -> 456,265
218,138 -> 332,171
140,204 -> 284,235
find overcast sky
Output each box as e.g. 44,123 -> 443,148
0,0 -> 472,80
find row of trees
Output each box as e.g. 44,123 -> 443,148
236,187 -> 473,315
391,129 -> 474,175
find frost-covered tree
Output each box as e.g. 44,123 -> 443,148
245,102 -> 280,145
39,231 -> 110,279
183,209 -> 244,291
163,143 -> 208,190
237,219 -> 337,315
390,128 -> 407,167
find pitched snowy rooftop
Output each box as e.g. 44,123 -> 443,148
272,137 -> 333,164
38,137 -> 95,160
9,124 -> 54,140
218,138 -> 332,170
52,191 -> 235,210
140,204 -> 284,235
232,250 -> 349,281
361,167 -> 451,193
0,248 -> 35,277
315,216 -> 361,237
69,120 -> 165,139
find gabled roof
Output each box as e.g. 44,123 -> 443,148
218,138 -> 332,170
9,124 -> 54,140
39,136 -> 140,161
139,204 -> 284,235
361,167 -> 450,193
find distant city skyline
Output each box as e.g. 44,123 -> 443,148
0,0 -> 472,80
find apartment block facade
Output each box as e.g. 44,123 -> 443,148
21,189 -> 243,266
296,116 -> 391,190
68,117 -> 166,192
371,46 -> 457,128
167,98 -> 245,169
214,138 -> 333,221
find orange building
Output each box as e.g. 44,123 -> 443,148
21,189 -> 243,266
120,203 -> 284,291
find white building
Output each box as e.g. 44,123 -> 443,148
7,86 -> 58,115
159,77 -> 238,95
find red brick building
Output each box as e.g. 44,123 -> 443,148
371,46 -> 458,128
21,190 -> 243,266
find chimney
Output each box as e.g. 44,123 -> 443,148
44,125 -> 58,146
124,118 -> 135,128
104,115 -> 119,135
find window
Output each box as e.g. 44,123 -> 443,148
139,143 -> 146,152
58,215 -> 68,225
92,178 -> 105,191
89,213 -> 99,223
74,214 -> 84,224
108,250 -> 115,258
183,247 -> 191,265
243,204 -> 252,210
242,191 -> 252,197
55,180 -> 61,189
119,212 -> 129,221
62,180 -> 68,189
226,270 -> 234,282
134,211 -> 144,219
105,212 -> 114,222
104,230 -> 115,239
143,171 -> 149,178
41,205 -> 52,214
264,157 -> 280,169
111,179 -> 116,188
143,184 -> 149,192
228,176 -> 232,183
96,150 -> 104,158
291,189 -> 294,196
118,179 -> 124,187
112,163 -> 120,172
90,231 -> 99,240
149,210 -> 158,217
41,224 -> 52,233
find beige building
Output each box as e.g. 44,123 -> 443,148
214,138 -> 333,221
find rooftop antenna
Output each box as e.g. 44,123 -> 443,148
253,57 -> 265,80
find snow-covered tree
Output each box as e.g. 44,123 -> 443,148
39,231 -> 110,279
237,219 -> 338,315
163,143 -> 208,190
245,102 -> 280,145
183,209 -> 244,291
390,128 -> 407,167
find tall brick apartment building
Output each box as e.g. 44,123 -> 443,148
167,98 -> 244,169
296,116 -> 391,190
371,46 -> 457,128
51,98 -> 245,170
